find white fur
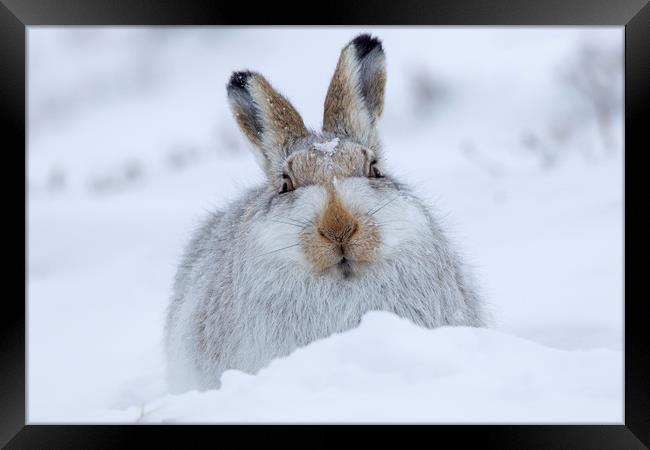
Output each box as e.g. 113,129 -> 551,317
250,185 -> 326,267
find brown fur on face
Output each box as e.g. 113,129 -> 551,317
300,186 -> 380,274
285,141 -> 374,187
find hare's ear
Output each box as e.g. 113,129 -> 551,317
227,71 -> 308,174
323,34 -> 386,149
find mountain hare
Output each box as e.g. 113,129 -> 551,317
165,34 -> 487,392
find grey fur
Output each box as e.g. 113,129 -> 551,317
164,35 -> 488,393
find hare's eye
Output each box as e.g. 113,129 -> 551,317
369,160 -> 384,178
278,174 -> 295,194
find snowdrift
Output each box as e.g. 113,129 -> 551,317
111,312 -> 621,423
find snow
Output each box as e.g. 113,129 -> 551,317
27,27 -> 623,423
313,137 -> 340,155
131,312 -> 620,423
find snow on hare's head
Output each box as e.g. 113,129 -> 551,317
227,34 -> 430,279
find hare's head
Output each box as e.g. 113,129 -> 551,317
227,34 -> 430,279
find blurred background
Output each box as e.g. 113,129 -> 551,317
27,27 -> 623,421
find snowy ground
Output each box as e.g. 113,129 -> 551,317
27,27 -> 623,423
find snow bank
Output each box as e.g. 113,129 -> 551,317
126,311 -> 621,423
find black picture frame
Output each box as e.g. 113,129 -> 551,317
3,0 -> 648,447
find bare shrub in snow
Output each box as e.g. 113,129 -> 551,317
123,159 -> 144,183
88,159 -> 145,195
46,167 -> 67,192
165,144 -> 200,171
520,37 -> 622,170
407,64 -> 450,119
215,122 -> 244,157
559,39 -> 622,155
461,141 -> 505,177
520,130 -> 561,169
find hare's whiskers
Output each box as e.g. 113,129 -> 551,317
257,243 -> 301,257
289,216 -> 316,227
269,215 -> 313,227
375,219 -> 409,226
268,219 -> 304,228
367,195 -> 400,216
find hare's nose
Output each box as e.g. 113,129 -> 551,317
318,190 -> 359,246
319,220 -> 358,245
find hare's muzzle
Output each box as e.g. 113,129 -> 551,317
300,188 -> 380,275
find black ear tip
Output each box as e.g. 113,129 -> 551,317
228,70 -> 254,90
351,34 -> 383,59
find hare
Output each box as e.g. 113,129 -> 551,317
164,34 -> 487,392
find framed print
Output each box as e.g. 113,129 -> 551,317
2,0 -> 649,447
